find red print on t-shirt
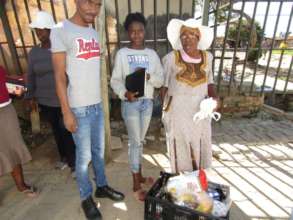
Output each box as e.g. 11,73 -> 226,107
76,38 -> 100,60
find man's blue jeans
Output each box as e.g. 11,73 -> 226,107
121,99 -> 153,173
71,103 -> 108,200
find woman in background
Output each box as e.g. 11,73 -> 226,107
25,11 -> 76,174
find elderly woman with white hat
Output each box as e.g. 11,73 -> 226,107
161,18 -> 218,173
25,11 -> 76,174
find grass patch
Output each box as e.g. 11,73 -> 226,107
272,50 -> 293,55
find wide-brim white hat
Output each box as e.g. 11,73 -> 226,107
167,18 -> 214,50
29,11 -> 55,29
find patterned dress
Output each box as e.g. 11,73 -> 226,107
162,50 -> 214,173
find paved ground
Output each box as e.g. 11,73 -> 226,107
0,114 -> 293,220
212,117 -> 293,220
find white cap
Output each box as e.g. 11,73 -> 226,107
29,11 -> 55,29
167,18 -> 214,50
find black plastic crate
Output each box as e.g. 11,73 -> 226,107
145,172 -> 230,220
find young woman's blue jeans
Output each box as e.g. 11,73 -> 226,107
121,99 -> 153,173
71,103 -> 108,200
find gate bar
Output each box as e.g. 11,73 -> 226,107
114,0 -> 121,49
63,0 -> 69,19
0,43 -> 8,71
11,0 -> 28,61
192,0 -> 195,17
128,0 -> 132,14
104,14 -> 112,74
153,0 -> 157,50
271,5 -> 293,96
0,3 -> 22,74
249,0 -> 271,94
24,0 -> 37,45
36,0 -> 42,10
228,0 -> 245,95
50,0 -> 57,22
166,0 -> 170,52
260,1 -> 283,95
202,0 -> 209,25
283,56 -> 293,98
216,0 -> 233,93
238,0 -> 259,93
211,0 -> 220,75
179,0 -> 183,18
141,0 -> 144,15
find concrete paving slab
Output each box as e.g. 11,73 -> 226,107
111,136 -> 123,150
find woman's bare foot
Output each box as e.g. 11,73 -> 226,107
132,172 -> 146,201
18,185 -> 38,198
133,188 -> 146,201
11,164 -> 38,198
139,175 -> 154,187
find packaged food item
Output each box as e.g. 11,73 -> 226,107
145,172 -> 231,220
195,191 -> 213,213
212,200 -> 231,217
207,187 -> 226,201
166,171 -> 213,213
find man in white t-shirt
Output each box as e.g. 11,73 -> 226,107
50,1 -> 124,219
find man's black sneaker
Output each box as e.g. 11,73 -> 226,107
81,196 -> 102,220
95,185 -> 125,201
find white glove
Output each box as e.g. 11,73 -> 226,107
193,98 -> 221,122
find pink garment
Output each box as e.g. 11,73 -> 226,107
180,49 -> 202,64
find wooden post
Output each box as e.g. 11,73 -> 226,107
97,0 -> 112,162
30,103 -> 41,134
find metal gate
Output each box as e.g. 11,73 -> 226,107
105,0 -> 293,108
208,0 -> 293,104
0,0 -> 292,107
0,0 -> 76,74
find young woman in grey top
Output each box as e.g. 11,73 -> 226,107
111,12 -> 164,201
25,11 -> 75,173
